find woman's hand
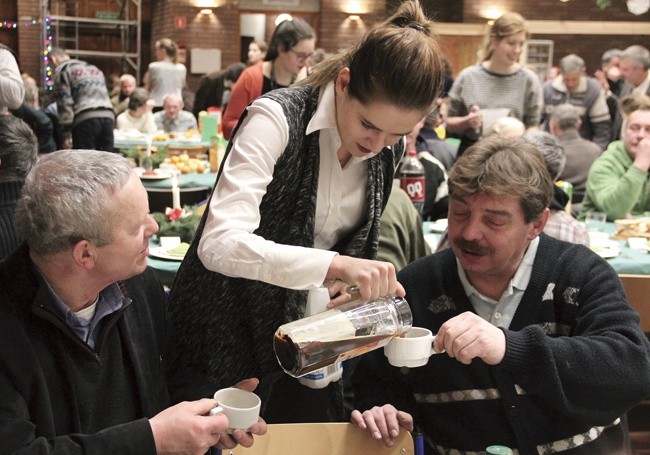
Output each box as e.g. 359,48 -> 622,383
325,255 -> 404,307
350,405 -> 413,447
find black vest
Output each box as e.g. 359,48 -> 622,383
168,84 -> 404,416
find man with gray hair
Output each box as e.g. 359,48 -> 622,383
0,115 -> 38,260
153,93 -> 197,133
523,130 -> 589,246
0,149 -> 266,453
549,103 -> 602,213
620,45 -> 650,98
351,135 -> 650,454
111,73 -> 137,116
611,45 -> 650,140
542,53 -> 612,150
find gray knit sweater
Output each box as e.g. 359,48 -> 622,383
167,85 -> 404,419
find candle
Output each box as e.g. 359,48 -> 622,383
145,135 -> 152,157
171,175 -> 181,209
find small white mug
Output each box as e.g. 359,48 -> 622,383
209,388 -> 261,434
384,327 -> 440,368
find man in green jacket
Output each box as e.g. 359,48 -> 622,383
580,101 -> 650,220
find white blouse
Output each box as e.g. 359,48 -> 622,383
198,83 -> 376,290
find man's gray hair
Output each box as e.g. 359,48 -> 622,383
550,104 -> 580,131
559,54 -> 585,74
622,45 -> 650,70
522,131 -> 566,181
0,116 -> 38,182
601,48 -> 623,64
14,150 -> 133,256
120,73 -> 136,84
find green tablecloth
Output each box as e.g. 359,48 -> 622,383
141,172 -> 217,189
147,220 -> 650,288
422,221 -> 650,276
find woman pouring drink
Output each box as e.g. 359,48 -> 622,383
167,0 -> 445,424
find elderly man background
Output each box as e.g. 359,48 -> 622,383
111,73 -> 137,117
0,149 -> 266,454
542,53 -> 612,150
549,103 -> 603,213
153,93 -> 198,133
580,99 -> 650,221
350,135 -> 650,454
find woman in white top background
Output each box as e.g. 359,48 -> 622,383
115,87 -> 156,134
445,12 -> 542,156
143,38 -> 187,113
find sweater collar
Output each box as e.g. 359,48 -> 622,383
0,180 -> 23,207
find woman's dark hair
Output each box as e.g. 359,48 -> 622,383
265,18 -> 315,62
128,88 -> 150,111
300,0 -> 443,113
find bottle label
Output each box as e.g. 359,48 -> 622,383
400,177 -> 425,203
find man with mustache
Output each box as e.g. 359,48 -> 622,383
350,135 -> 650,454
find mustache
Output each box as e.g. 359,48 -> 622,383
452,238 -> 492,255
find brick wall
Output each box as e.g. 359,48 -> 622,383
16,0 -> 40,79
8,0 -> 650,95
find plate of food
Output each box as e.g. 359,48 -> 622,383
429,219 -> 448,233
138,170 -> 172,180
590,245 -> 620,259
149,242 -> 190,261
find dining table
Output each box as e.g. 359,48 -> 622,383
147,220 -> 650,289
423,220 -> 650,276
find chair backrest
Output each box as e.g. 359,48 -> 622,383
220,422 -> 415,455
619,274 -> 650,333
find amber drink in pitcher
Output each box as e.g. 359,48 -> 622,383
273,295 -> 413,378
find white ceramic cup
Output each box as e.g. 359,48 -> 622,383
209,388 -> 261,434
384,327 -> 439,368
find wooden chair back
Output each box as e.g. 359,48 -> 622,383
619,274 -> 650,333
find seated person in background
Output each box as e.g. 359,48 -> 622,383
1,149 -> 266,453
417,107 -> 457,171
403,117 -> 449,221
0,115 -> 38,261
542,53 -> 612,151
550,103 -> 602,214
116,87 -> 157,135
350,135 -> 650,454
579,100 -> 650,220
153,93 -> 197,133
10,79 -> 57,154
192,62 -> 246,119
523,130 -> 590,246
377,185 -> 431,272
111,74 -> 137,116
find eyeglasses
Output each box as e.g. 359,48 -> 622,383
289,49 -> 315,62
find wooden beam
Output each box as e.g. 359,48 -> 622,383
434,20 -> 650,36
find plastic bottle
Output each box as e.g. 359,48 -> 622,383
556,180 -> 573,214
209,136 -> 219,173
273,295 -> 413,381
295,287 -> 344,389
398,149 -> 426,215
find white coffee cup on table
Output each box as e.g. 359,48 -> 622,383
384,327 -> 440,368
209,387 -> 261,434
